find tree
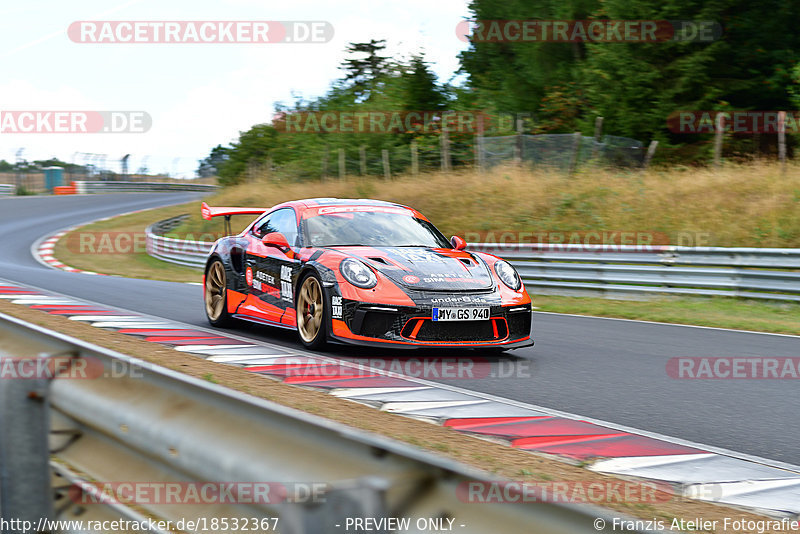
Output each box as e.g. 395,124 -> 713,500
197,145 -> 229,178
582,0 -> 800,142
401,54 -> 447,111
340,39 -> 391,101
459,0 -> 800,149
459,0 -> 598,116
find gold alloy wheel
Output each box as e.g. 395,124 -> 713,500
205,261 -> 226,321
297,276 -> 323,343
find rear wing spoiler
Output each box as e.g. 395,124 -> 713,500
201,202 -> 268,235
201,202 -> 268,221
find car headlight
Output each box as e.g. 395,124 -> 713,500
340,258 -> 377,289
494,260 -> 521,290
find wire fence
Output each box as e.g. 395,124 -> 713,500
481,134 -> 644,170
259,132 -> 645,182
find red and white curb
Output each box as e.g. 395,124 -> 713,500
1,278 -> 798,519
31,209 -> 151,275
33,227 -> 105,275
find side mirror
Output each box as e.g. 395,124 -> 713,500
262,232 -> 290,250
450,235 -> 467,250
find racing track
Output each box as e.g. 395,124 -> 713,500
1,193 -> 799,465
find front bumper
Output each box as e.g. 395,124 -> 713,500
330,300 -> 533,349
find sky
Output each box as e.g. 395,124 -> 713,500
0,0 -> 472,177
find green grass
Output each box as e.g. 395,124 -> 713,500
533,295 -> 800,335
53,202 -> 201,283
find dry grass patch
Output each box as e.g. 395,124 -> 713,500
52,203 -> 200,283
178,161 -> 800,247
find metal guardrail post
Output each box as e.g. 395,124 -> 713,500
0,355 -> 53,532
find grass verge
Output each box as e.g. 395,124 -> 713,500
533,295 -> 800,336
52,203 -> 200,283
0,297 -> 784,531
177,161 -> 800,248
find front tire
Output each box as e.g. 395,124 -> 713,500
205,259 -> 233,327
296,272 -> 328,349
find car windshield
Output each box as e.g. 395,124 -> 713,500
303,210 -> 451,248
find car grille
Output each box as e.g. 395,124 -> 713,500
401,318 -> 509,342
359,311 -> 400,338
506,311 -> 532,338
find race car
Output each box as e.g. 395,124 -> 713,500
202,198 -> 533,350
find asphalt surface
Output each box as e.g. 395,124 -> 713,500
1,194 -> 798,465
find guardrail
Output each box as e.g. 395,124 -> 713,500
74,181 -> 218,194
146,215 -> 213,268
0,184 -> 15,196
0,312 -> 623,533
145,216 -> 800,301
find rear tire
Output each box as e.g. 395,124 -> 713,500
295,272 -> 328,350
205,259 -> 233,327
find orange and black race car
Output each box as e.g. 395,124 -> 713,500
202,198 -> 533,351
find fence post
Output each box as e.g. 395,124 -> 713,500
381,149 -> 391,180
474,135 -> 483,172
643,140 -> 659,169
778,111 -> 787,175
338,148 -> 346,179
567,132 -> 582,175
593,116 -> 604,160
359,145 -> 367,176
476,113 -> 485,172
441,126 -> 452,172
514,118 -> 524,164
0,362 -> 53,531
322,145 -> 329,180
713,113 -> 725,168
410,140 -> 419,176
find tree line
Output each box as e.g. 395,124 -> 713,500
202,0 -> 800,184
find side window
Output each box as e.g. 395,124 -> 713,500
252,214 -> 277,238
253,209 -> 298,246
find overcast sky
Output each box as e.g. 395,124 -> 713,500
0,0 -> 471,177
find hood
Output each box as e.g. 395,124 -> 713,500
338,246 -> 495,291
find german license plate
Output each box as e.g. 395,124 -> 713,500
432,307 -> 490,321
